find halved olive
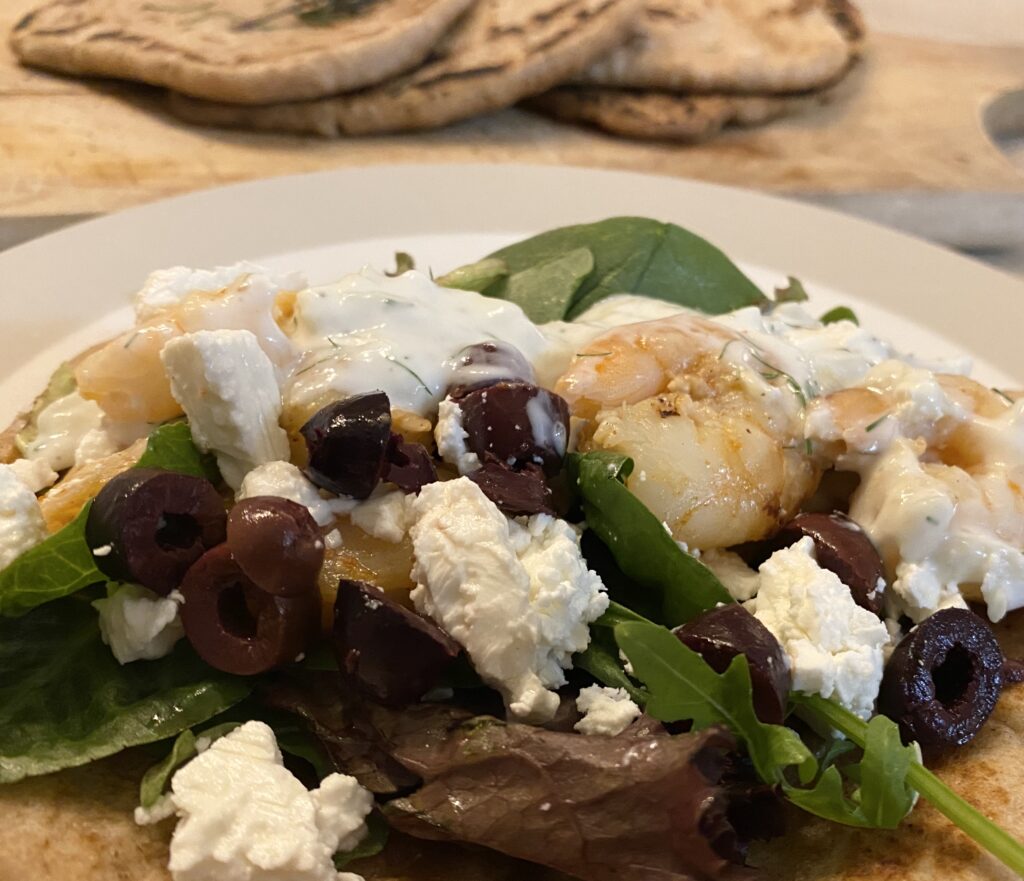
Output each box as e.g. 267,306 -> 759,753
300,392 -> 391,499
456,381 -> 570,476
226,497 -> 324,597
179,545 -> 319,675
467,459 -> 553,516
86,467 -> 226,595
333,579 -> 460,706
446,341 -> 535,400
675,604 -> 791,725
773,512 -> 886,616
878,608 -> 1003,748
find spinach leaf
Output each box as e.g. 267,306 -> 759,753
0,422 -> 218,617
473,217 -> 765,320
616,621 -> 814,786
335,812 -> 389,870
0,597 -> 250,783
500,247 -> 593,324
135,420 -> 219,481
435,257 -> 508,293
569,451 -> 731,625
820,305 -> 860,326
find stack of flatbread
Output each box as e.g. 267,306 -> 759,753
9,0 -> 863,141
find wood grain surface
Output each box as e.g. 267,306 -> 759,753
1,0 -> 1022,218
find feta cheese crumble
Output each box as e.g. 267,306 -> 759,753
7,457 -> 58,494
409,477 -> 608,724
156,721 -> 373,881
752,537 -> 889,719
350,490 -> 414,543
92,583 -> 185,664
0,464 -> 48,569
162,330 -> 290,489
238,461 -> 356,526
433,398 -> 480,475
574,686 -> 641,736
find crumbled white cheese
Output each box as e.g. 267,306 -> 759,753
409,477 -> 608,724
92,583 -> 184,664
753,537 -> 889,719
350,489 -> 413,543
700,549 -> 760,602
574,685 -> 641,736
0,465 -> 48,570
433,398 -> 480,475
158,721 -> 373,881
161,330 -> 290,490
237,460 -> 356,526
21,391 -> 104,472
7,457 -> 58,494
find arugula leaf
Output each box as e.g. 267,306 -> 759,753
574,625 -> 646,704
615,621 -> 814,785
499,247 -> 594,324
0,504 -> 103,617
0,597 -> 250,783
470,217 -> 765,320
820,305 -> 859,325
772,276 -> 809,305
435,257 -> 508,293
335,811 -> 389,869
0,422 -> 219,618
135,420 -> 219,481
569,452 -> 731,625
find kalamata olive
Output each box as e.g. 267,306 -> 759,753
675,605 -> 791,725
86,467 -> 226,595
446,341 -> 535,400
878,608 -> 1003,748
179,544 -> 319,675
300,392 -> 391,499
456,381 -> 570,476
226,497 -> 324,597
773,512 -> 886,616
467,459 -> 554,516
1003,657 -> 1024,685
333,579 -> 460,706
383,433 -> 437,493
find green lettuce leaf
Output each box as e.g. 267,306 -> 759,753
0,422 -> 218,618
569,451 -> 731,625
0,596 -> 250,784
452,217 -> 765,321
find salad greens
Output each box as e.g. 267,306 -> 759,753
441,217 -> 766,322
0,422 -> 216,618
771,276 -> 810,305
0,596 -> 249,784
569,451 -> 731,624
139,722 -> 241,808
820,305 -> 860,325
334,812 -> 389,870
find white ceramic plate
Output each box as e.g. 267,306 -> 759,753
2,164 -> 1022,421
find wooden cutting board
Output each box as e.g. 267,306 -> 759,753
1,0 -> 1022,219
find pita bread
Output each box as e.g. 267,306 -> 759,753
3,613 -> 1023,881
524,86 -> 820,141
573,0 -> 864,93
9,0 -> 477,104
164,0 -> 639,136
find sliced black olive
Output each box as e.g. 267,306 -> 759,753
1003,657 -> 1024,685
179,544 -> 319,675
383,433 -> 437,493
333,579 -> 460,706
878,608 -> 1003,748
446,341 -> 535,400
86,467 -> 226,595
300,392 -> 391,499
773,512 -> 886,616
675,604 -> 791,725
456,381 -> 570,476
226,497 -> 324,597
467,458 -> 554,516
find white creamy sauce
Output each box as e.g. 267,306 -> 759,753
22,391 -> 105,472
286,269 -> 551,417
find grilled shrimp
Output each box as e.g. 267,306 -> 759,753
75,273 -> 297,423
555,313 -> 819,550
